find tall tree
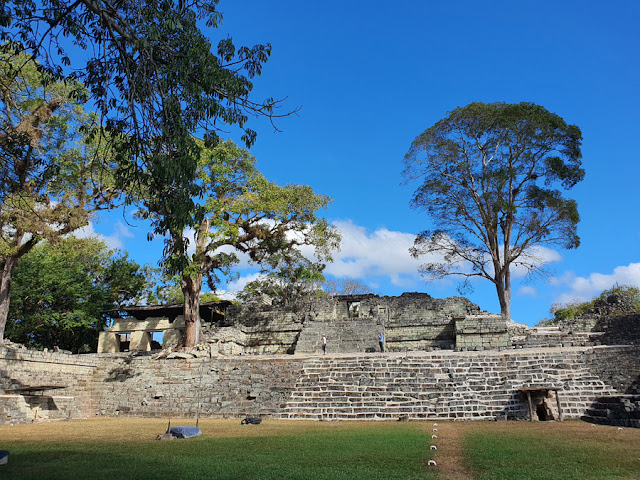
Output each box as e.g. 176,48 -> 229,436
403,102 -> 584,321
141,140 -> 340,346
238,251 -> 326,306
6,237 -> 148,352
0,50 -> 110,343
1,0 -> 291,266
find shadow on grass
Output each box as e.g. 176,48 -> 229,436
1,427 -> 435,480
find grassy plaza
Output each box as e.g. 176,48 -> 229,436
0,418 -> 638,480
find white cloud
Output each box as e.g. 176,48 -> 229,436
183,228 -> 197,256
552,262 -> 640,304
324,220 -> 563,288
217,272 -> 264,299
516,286 -> 537,297
73,221 -> 133,250
325,220 -> 424,286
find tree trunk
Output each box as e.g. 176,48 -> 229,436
494,269 -> 512,322
181,273 -> 203,348
503,268 -> 511,322
0,258 -> 18,345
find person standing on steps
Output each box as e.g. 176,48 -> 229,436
378,332 -> 385,352
322,335 -> 327,355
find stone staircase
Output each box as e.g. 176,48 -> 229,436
510,326 -> 599,349
295,317 -> 383,354
582,395 -> 640,428
280,349 -> 615,421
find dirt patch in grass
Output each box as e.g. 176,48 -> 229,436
0,417 -> 428,443
424,421 -> 474,480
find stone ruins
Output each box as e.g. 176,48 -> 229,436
1,292 -> 639,427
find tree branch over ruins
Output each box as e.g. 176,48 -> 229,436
0,50 -> 114,342
139,140 -> 341,347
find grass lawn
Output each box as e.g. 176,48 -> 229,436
0,418 -> 435,480
463,421 -> 640,480
0,418 -> 638,480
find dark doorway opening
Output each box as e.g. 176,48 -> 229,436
536,403 -> 548,421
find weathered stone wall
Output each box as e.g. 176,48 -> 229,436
3,344 -> 638,425
511,315 -> 640,350
455,313 -> 509,351
86,346 -> 636,422
88,354 -> 307,419
0,346 -> 99,423
213,293 -> 488,355
380,294 -> 474,351
585,395 -> 640,428
279,347 -> 618,421
582,345 -> 640,394
509,325 -> 599,349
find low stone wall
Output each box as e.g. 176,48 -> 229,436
0,346 -> 99,423
89,354 -> 306,419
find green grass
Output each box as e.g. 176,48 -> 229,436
2,419 -> 640,480
0,420 -> 435,480
463,421 -> 640,480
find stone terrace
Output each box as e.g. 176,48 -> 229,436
280,348 -> 615,421
2,344 -> 638,424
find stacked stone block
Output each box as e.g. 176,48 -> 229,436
455,314 -> 509,351
280,348 -> 615,421
0,346 -> 98,423
583,395 -> 640,428
2,344 -> 638,426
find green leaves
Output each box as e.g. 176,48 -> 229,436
145,138 -> 339,306
404,102 -> 585,318
6,237 -> 149,352
1,0 -> 288,267
0,49 -> 109,255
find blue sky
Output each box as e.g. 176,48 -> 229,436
86,0 -> 640,325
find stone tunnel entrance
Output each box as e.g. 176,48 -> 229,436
520,387 -> 564,422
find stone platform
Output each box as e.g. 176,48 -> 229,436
2,345 -> 638,424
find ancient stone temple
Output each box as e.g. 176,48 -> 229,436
2,292 -> 639,427
99,293 -> 509,355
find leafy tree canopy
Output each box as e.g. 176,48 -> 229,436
237,251 -> 326,306
0,48 -> 111,342
140,139 -> 340,346
0,0 -> 289,261
6,237 -> 148,352
403,102 -> 584,321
